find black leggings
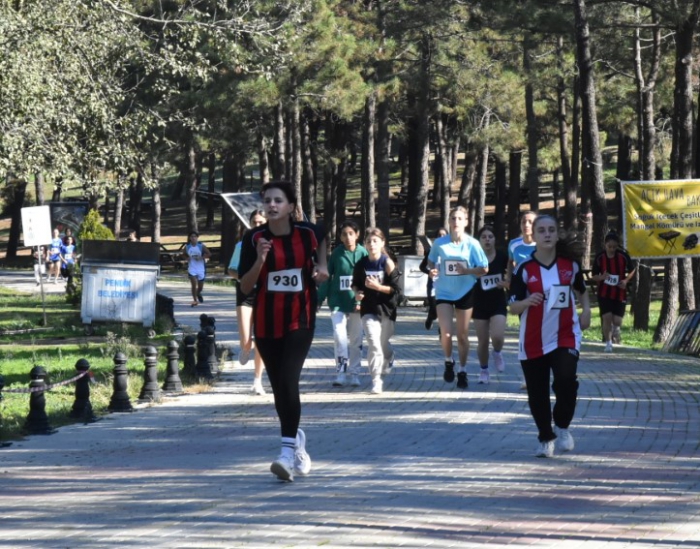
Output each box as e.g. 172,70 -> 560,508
255,329 -> 314,439
521,347 -> 579,442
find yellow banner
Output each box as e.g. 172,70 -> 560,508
622,180 -> 700,258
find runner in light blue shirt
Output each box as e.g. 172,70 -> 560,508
426,206 -> 488,389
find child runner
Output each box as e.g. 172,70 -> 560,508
591,232 -> 636,352
238,181 -> 328,482
352,228 -> 401,395
228,209 -> 268,395
183,231 -> 211,307
318,220 -> 368,387
427,207 -> 488,389
48,228 -> 63,284
59,236 -> 77,291
473,225 -> 509,384
508,214 -> 591,458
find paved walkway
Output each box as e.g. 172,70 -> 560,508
1,270 -> 700,548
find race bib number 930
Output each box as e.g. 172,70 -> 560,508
268,268 -> 304,293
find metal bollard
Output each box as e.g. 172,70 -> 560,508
138,345 -> 161,401
206,325 -> 219,376
162,340 -> 183,393
195,327 -> 214,380
200,313 -> 216,331
24,366 -> 55,435
70,358 -> 96,422
183,334 -> 196,377
109,352 -> 133,412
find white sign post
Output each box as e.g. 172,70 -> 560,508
21,206 -> 52,326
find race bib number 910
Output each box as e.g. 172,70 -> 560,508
268,268 -> 303,293
480,274 -> 502,291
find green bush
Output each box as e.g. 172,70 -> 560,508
76,209 -> 115,242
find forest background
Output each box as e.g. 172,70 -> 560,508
0,0 -> 698,345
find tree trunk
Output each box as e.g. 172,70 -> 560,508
376,98 -> 392,241
631,9 -> 660,331
128,173 -> 144,236
291,94 -> 303,220
458,147 -> 477,208
51,178 -> 63,202
301,111 -> 317,223
654,259 -> 680,343
473,145 -> 489,235
493,157 -> 507,248
556,36 -> 573,222
206,152 -> 216,230
405,104 -> 430,253
221,153 -> 242,266
667,10 -> 699,334
361,91 -> 377,231
273,101 -> 286,180
34,172 -> 44,206
507,150 -> 522,241
184,139 -> 198,234
258,132 -> 270,186
113,178 -> 125,238
573,0 -> 607,261
568,76 -> 581,232
151,162 -> 162,243
5,179 -> 27,259
436,114 -> 452,229
524,33 -> 540,212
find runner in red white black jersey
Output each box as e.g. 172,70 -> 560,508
509,215 -> 591,459
238,181 -> 328,482
591,232 -> 636,353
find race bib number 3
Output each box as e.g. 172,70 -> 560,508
268,268 -> 304,293
444,260 -> 467,276
339,275 -> 353,291
480,274 -> 502,291
604,274 -> 620,286
548,284 -> 571,311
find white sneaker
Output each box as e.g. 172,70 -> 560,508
555,427 -> 575,452
478,369 -> 490,385
382,356 -> 394,375
294,428 -> 312,476
270,454 -> 295,482
371,377 -> 383,394
239,347 -> 251,366
251,379 -> 266,395
535,440 -> 555,458
332,373 -> 346,386
492,351 -> 505,373
604,341 -> 613,353
349,374 -> 361,387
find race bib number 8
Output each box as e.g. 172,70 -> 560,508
268,268 -> 304,293
480,274 -> 502,291
339,275 -> 353,291
445,260 -> 467,276
548,284 -> 571,311
604,274 -> 620,286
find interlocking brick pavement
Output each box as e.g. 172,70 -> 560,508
1,272 -> 699,548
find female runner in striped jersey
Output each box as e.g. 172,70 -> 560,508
508,215 -> 591,458
239,181 -> 328,482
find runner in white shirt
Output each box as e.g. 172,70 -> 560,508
183,231 -> 211,307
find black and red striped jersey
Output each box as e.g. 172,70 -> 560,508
510,256 -> 587,360
239,221 -> 324,339
592,250 -> 634,302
